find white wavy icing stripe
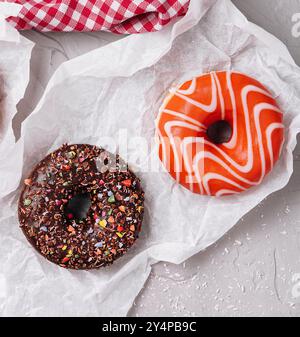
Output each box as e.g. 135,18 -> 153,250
156,71 -> 285,196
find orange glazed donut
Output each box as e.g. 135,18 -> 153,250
156,71 -> 284,196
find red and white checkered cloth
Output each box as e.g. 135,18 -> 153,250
6,0 -> 190,34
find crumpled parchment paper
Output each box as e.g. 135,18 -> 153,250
1,0 -> 300,316
0,5 -> 33,141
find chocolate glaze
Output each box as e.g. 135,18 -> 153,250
18,144 -> 145,270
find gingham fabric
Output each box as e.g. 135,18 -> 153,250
6,0 -> 190,34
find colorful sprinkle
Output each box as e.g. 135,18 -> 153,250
94,242 -> 103,248
24,198 -> 32,206
68,225 -> 75,232
66,250 -> 73,258
108,216 -> 115,223
62,165 -> 71,171
24,179 -> 32,186
99,219 -> 107,228
121,179 -> 132,187
118,205 -> 125,212
55,200 -> 62,206
87,228 -> 94,234
137,206 -> 144,213
108,195 -> 115,203
67,151 -> 76,159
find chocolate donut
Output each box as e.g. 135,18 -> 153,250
18,144 -> 144,269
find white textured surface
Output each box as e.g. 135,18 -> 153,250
13,0 -> 300,316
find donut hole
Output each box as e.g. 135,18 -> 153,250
64,193 -> 92,221
207,120 -> 232,144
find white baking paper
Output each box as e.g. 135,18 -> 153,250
0,12 -> 33,215
1,0 -> 300,316
0,8 -> 33,138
